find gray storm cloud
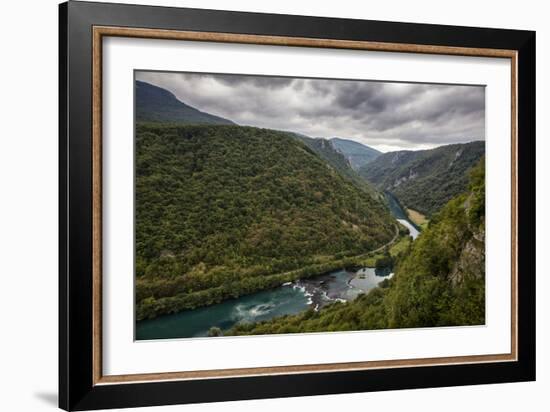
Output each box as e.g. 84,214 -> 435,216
136,71 -> 485,152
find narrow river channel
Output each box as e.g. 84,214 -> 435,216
385,192 -> 420,240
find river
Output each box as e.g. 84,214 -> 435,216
385,192 -> 420,240
136,192 -> 417,340
136,267 -> 393,340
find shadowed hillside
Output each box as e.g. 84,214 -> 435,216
360,141 -> 484,216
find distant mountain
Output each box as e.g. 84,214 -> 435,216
291,134 -> 380,199
359,141 -> 485,216
330,137 -> 382,170
136,80 -> 234,125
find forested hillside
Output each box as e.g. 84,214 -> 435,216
295,134 -> 380,199
136,123 -> 396,320
359,141 -> 484,216
230,158 -> 485,335
330,137 -> 381,170
136,80 -> 234,125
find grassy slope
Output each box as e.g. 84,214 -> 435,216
229,158 -> 485,335
406,208 -> 429,231
136,123 -> 395,320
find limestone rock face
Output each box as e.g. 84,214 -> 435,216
449,192 -> 485,285
449,228 -> 485,285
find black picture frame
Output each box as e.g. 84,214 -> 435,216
59,1 -> 536,410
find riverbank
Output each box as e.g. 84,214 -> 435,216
136,235 -> 404,321
136,265 -> 394,339
137,213 -> 404,322
138,191 -> 417,322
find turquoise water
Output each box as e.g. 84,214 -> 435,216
136,284 -> 310,340
386,191 -> 409,220
136,267 -> 391,340
385,192 -> 420,239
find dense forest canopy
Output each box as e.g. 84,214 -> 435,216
136,123 -> 396,320
359,141 -> 484,216
230,158 -> 486,335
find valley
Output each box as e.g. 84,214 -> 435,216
360,141 -> 485,216
230,158 -> 486,335
134,79 -> 486,339
136,187 -> 414,340
135,123 -> 396,321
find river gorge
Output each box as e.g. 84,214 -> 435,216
136,192 -> 419,340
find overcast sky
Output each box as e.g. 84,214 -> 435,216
136,71 -> 485,152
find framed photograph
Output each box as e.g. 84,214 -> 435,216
59,1 -> 536,410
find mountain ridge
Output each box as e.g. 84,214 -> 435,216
136,80 -> 235,125
291,133 -> 380,200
